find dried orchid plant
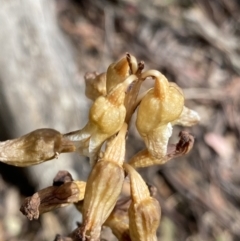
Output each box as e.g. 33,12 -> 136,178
0,53 -> 200,241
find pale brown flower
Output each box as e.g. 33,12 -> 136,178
79,124 -> 128,241
136,70 -> 184,159
64,75 -> 137,165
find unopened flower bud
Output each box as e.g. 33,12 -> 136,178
106,55 -> 130,93
0,129 -> 76,167
85,72 -> 107,101
124,163 -> 161,241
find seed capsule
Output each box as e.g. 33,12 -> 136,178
0,129 -> 75,167
123,163 -> 161,241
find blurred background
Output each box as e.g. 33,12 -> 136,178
0,0 -> 240,240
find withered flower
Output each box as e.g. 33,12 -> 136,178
20,180 -> 86,220
0,129 -> 76,167
124,163 -> 161,241
53,170 -> 74,186
79,123 -> 128,241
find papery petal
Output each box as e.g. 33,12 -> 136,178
136,72 -> 184,133
142,123 -> 172,159
172,106 -> 200,126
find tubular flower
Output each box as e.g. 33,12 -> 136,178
79,124 -> 128,241
124,163 -> 161,241
136,70 -> 184,159
64,75 -> 137,165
